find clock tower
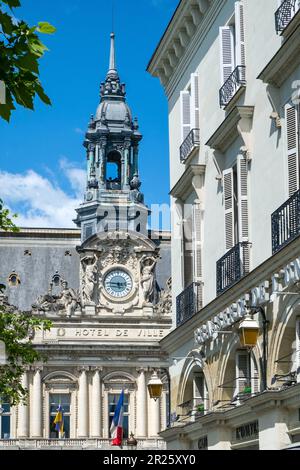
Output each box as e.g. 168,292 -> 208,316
75,33 -> 149,242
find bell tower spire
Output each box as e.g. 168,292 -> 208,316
75,32 -> 148,242
108,32 -> 117,78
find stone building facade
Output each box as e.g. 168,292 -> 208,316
148,0 -> 300,450
0,33 -> 171,450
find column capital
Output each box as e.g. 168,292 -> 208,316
91,366 -> 103,373
31,366 -> 43,373
136,367 -> 147,374
77,366 -> 90,373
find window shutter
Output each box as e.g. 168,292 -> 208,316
190,73 -> 200,130
192,203 -> 202,282
219,26 -> 235,85
180,91 -> 191,142
285,103 -> 299,196
223,168 -> 235,250
235,1 -> 246,81
296,318 -> 300,383
251,356 -> 259,394
237,155 -> 249,242
235,351 -> 249,397
184,213 -> 193,287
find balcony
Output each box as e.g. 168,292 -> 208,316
272,189 -> 300,254
176,282 -> 203,327
0,438 -> 166,450
216,242 -> 250,296
178,398 -> 205,421
180,128 -> 200,163
275,0 -> 300,34
219,66 -> 246,108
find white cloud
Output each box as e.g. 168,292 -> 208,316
0,160 -> 86,228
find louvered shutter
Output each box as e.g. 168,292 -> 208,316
223,168 -> 235,250
190,73 -> 200,130
184,213 -> 193,287
235,1 -> 246,81
251,356 -> 260,394
285,104 -> 299,196
192,203 -> 202,282
180,91 -> 191,142
219,26 -> 235,85
235,351 -> 250,397
296,318 -> 300,383
237,155 -> 250,273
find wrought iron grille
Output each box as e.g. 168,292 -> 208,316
272,189 -> 300,254
216,242 -> 250,296
180,128 -> 200,163
275,0 -> 299,33
219,66 -> 246,108
176,282 -> 203,327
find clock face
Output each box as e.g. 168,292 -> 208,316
104,270 -> 133,299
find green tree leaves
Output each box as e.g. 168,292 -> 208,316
0,1 -> 56,121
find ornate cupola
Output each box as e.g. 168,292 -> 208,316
75,33 -> 149,242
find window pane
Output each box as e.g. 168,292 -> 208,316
1,404 -> 10,413
109,416 -> 129,439
49,415 -> 70,439
50,394 -> 70,414
1,416 -> 10,438
109,394 -> 128,413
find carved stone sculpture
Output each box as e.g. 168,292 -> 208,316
81,255 -> 98,305
140,256 -> 156,303
57,280 -> 79,317
156,278 -> 172,315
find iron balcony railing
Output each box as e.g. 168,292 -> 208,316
272,189 -> 300,254
275,0 -> 299,34
178,398 -> 205,419
217,242 -> 250,296
219,66 -> 246,108
180,128 -> 200,163
176,282 -> 203,327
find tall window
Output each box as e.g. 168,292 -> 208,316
49,394 -> 71,439
223,156 -> 249,251
234,351 -> 259,401
285,103 -> 300,197
0,401 -> 11,439
108,393 -> 129,439
219,1 -> 245,86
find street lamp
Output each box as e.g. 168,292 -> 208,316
147,369 -> 171,427
238,306 -> 269,391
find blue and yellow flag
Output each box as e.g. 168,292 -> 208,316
53,405 -> 64,435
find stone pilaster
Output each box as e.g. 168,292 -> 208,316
17,371 -> 29,438
77,367 -> 89,438
31,367 -> 43,438
148,391 -> 160,437
91,368 -> 102,438
136,368 -> 147,437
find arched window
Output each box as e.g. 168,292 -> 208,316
107,151 -> 121,190
179,367 -> 208,420
8,272 -> 20,287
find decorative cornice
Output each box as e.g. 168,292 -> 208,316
147,0 -> 226,98
206,106 -> 255,153
170,164 -> 206,200
257,24 -> 300,88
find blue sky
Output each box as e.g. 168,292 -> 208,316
0,0 -> 178,228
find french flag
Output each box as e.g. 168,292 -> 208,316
110,390 -> 124,446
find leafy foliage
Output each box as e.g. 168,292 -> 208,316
0,304 -> 51,405
0,0 -> 56,121
0,198 -> 18,232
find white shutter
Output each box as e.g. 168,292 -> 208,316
235,2 -> 246,68
223,168 -> 235,250
285,103 -> 299,196
296,318 -> 300,383
190,73 -> 200,130
184,213 -> 193,287
180,91 -> 191,142
237,155 -> 249,242
219,26 -> 235,85
251,355 -> 259,394
192,203 -> 202,282
235,351 -> 249,397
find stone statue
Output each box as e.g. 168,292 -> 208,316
140,256 -> 156,303
156,278 -> 172,315
130,174 -> 144,204
57,280 -> 79,317
81,255 -> 98,305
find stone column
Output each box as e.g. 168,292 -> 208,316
87,144 -> 95,181
91,368 -> 101,438
148,394 -> 160,437
123,141 -> 131,189
133,145 -> 139,176
31,368 -> 43,438
18,371 -> 29,438
77,367 -> 89,438
99,139 -> 107,189
136,369 -> 147,437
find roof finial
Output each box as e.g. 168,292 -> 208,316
108,32 -> 117,76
